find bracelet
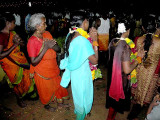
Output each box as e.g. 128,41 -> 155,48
93,41 -> 99,46
137,56 -> 142,64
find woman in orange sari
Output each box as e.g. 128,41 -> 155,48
27,13 -> 69,112
0,13 -> 34,107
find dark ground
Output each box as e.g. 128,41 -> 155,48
0,64 -> 148,120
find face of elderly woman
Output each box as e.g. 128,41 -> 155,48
37,17 -> 47,33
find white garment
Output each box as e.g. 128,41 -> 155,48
13,13 -> 21,26
97,18 -> 110,34
145,101 -> 160,120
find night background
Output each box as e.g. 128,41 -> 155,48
0,0 -> 160,120
0,0 -> 159,14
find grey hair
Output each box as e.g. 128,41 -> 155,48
28,13 -> 45,31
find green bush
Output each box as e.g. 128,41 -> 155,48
55,37 -> 66,48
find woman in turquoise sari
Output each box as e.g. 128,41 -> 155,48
60,12 -> 98,120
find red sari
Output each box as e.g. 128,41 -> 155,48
27,31 -> 69,105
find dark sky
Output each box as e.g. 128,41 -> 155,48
0,0 -> 159,15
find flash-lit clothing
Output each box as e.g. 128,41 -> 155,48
60,35 -> 94,115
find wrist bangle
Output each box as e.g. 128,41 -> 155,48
93,41 -> 99,46
137,56 -> 142,64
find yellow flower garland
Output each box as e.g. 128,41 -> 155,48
75,28 -> 102,80
76,28 -> 90,39
124,38 -> 139,86
91,70 -> 95,80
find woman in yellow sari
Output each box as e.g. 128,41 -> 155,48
0,13 -> 34,107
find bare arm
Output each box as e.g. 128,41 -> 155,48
30,40 -> 56,66
0,34 -> 21,59
147,95 -> 160,115
0,44 -> 18,59
43,38 -> 61,53
122,43 -> 145,74
52,44 -> 61,53
122,60 -> 138,74
88,46 -> 98,65
88,27 -> 98,65
30,47 -> 48,66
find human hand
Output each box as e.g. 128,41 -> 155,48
44,39 -> 57,49
13,34 -> 23,46
89,27 -> 98,41
137,49 -> 146,59
150,95 -> 160,107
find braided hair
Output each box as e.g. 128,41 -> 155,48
142,15 -> 156,61
65,12 -> 88,57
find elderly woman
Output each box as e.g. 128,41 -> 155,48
27,13 -> 69,112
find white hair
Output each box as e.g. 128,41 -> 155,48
28,13 -> 45,31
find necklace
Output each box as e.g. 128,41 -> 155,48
76,28 -> 90,39
73,27 -> 102,80
33,34 -> 43,43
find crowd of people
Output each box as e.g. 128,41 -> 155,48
0,8 -> 160,120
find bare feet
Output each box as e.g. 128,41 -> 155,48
17,99 -> 27,108
57,103 -> 71,109
87,113 -> 91,117
44,104 -> 56,112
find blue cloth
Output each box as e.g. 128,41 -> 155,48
60,35 -> 94,115
25,14 -> 31,32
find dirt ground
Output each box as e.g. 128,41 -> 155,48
0,65 -> 147,120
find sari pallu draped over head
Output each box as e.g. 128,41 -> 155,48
109,38 -> 128,101
28,31 -> 68,105
0,31 -> 34,98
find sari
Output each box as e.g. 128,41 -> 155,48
0,31 -> 34,98
27,31 -> 69,105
